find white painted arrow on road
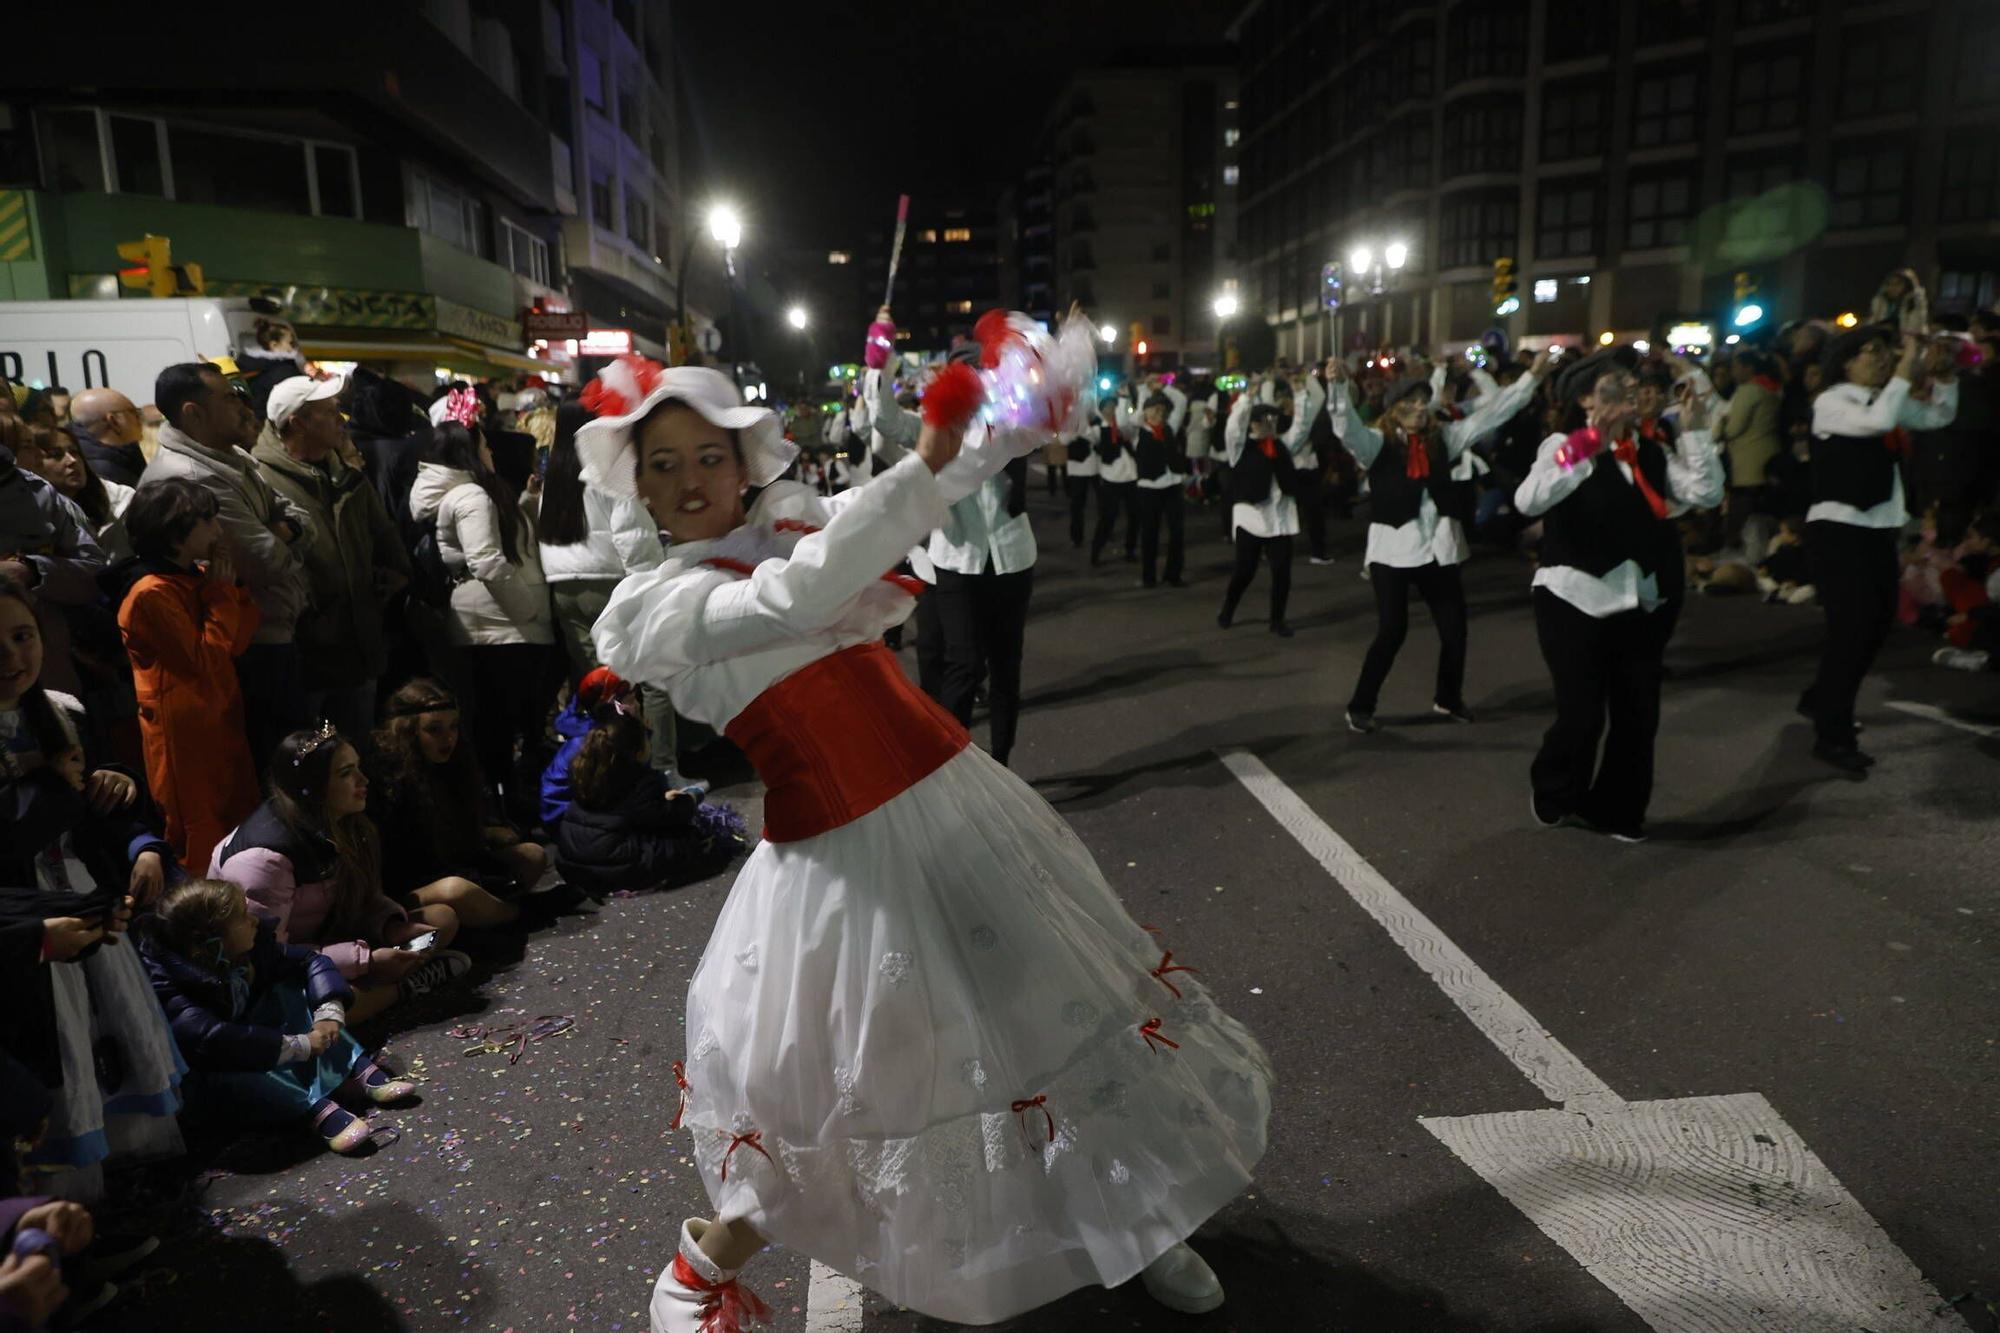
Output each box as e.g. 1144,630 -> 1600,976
1221,749 -> 1965,1333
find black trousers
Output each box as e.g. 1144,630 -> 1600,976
1802,521 -> 1898,744
1349,561 -> 1469,714
462,641 -> 553,803
914,582 -> 947,701
1066,473 -> 1096,546
1294,467 -> 1330,560
1090,480 -> 1136,563
933,565 -> 1034,766
1529,588 -> 1668,834
1219,530 -> 1293,625
235,641 -> 306,775
1045,461 -> 1065,495
1132,485 -> 1185,585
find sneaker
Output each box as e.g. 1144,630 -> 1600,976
1811,740 -> 1874,775
1605,827 -> 1649,844
1308,555 -> 1336,566
1216,611 -> 1233,630
1269,621 -> 1295,638
664,772 -> 712,800
1432,701 -> 1474,724
1784,583 -> 1817,605
650,1219 -> 771,1333
313,1101 -> 371,1155
1141,1241 -> 1225,1314
398,949 -> 472,1001
1344,709 -> 1378,734
1933,646 -> 1991,672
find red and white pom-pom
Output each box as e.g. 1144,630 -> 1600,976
921,361 -> 986,430
974,308 -> 1098,440
973,309 -> 1017,369
579,352 -> 666,419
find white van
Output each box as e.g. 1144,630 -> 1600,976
0,297 -> 270,405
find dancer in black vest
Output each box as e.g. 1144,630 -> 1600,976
1217,370 -> 1323,636
1800,325 -> 1958,773
1087,398 -> 1137,566
1332,350 -> 1548,731
1118,386 -> 1190,588
1063,422 -> 1098,547
1517,348 -> 1723,841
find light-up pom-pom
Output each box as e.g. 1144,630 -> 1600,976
1553,426 -> 1604,471
921,362 -> 986,430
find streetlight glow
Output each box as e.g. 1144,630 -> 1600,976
786,305 -> 809,330
1598,330 -> 1615,346
1099,324 -> 1117,344
1212,292 -> 1239,320
708,204 -> 743,250
1349,245 -> 1373,273
1384,241 -> 1409,270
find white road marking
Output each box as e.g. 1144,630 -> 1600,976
1220,748 -> 1964,1333
805,1260 -> 865,1332
1886,699 -> 2000,739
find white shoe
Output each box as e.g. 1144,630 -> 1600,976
1308,555 -> 1336,566
651,1219 -> 771,1333
1933,647 -> 1990,672
1141,1240 -> 1224,1314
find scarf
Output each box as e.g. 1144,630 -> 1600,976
1401,429 -> 1431,481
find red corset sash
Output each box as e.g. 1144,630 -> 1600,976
723,642 -> 969,843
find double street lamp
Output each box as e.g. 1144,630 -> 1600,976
1348,240 -> 1409,297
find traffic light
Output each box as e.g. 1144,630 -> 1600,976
1492,257 -> 1519,316
1730,271 -> 1764,330
117,235 -> 203,297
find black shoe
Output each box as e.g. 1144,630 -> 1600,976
1811,740 -> 1874,775
1432,701 -> 1474,724
1217,611 -> 1234,630
1797,696 -> 1864,735
1531,787 -> 1570,828
1270,621 -> 1294,638
1604,825 -> 1649,844
1344,709 -> 1378,734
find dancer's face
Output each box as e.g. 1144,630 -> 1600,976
635,405 -> 748,543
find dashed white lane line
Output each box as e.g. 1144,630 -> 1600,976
1886,699 -> 2000,739
1220,748 -> 1964,1333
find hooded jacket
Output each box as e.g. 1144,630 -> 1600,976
140,423 -> 312,644
0,454 -> 106,695
69,417 -> 148,489
409,462 -> 554,647
251,425 -> 411,686
141,915 -> 352,1071
554,764 -> 705,896
538,486 -> 665,583
539,691 -> 594,828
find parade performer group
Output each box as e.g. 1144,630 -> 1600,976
575,314 -> 1273,1332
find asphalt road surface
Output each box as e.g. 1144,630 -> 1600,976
127,474 -> 1998,1333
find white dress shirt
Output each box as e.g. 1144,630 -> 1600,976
1807,377 -> 1959,529
1222,377 -> 1321,539
928,469 -> 1038,576
1515,424 -> 1725,617
1117,385 -> 1190,489
1330,371 -> 1540,569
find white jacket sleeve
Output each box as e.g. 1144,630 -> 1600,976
1444,370 -> 1540,458
449,487 -> 545,626
1899,379 -> 1959,431
1223,393 -> 1251,465
595,454 -> 946,673
1164,384 -> 1189,434
1327,378 -> 1383,466
1283,374 -> 1325,453
1515,433 -> 1595,518
608,493 -> 664,573
930,421 -> 1047,506
1663,428 -> 1726,514
1814,378 -> 1918,437
1115,399 -> 1142,439
870,377 -> 921,452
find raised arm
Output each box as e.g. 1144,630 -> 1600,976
1283,373 -> 1325,453
1814,379 -> 1916,437
1222,392 -> 1251,465
1444,369 -> 1540,457
1514,433 -> 1595,518
869,374 -> 920,452
1326,373 -> 1384,466
1898,378 -> 1958,431
1163,383 -> 1189,434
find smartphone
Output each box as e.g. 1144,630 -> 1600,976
403,930 -> 440,954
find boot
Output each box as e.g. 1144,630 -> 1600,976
650,1219 -> 772,1333
1141,1240 -> 1224,1314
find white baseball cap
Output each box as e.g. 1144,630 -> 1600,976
267,373 -> 346,429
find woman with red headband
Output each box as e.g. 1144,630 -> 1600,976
575,320 -> 1271,1333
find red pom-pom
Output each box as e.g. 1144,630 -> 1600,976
626,353 -> 663,398
580,380 -> 628,418
973,309 -> 1013,369
921,362 -> 986,430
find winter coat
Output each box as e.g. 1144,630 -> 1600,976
251,427 -> 412,687
367,763 -> 512,897
0,456 -> 107,696
140,423 -> 312,644
539,693 -> 593,828
539,487 -> 664,583
1718,377 -> 1782,489
110,559 -> 262,873
555,765 -> 701,896
210,800 -> 407,981
141,916 -> 352,1071
353,429 -> 426,538
408,462 -> 555,647
69,418 -> 148,490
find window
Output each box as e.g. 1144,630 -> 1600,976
918,228 -> 938,243
109,116 -> 164,196
1441,99 -> 1523,177
1437,190 -> 1516,269
1731,47 -> 1806,135
943,227 -> 971,242
501,218 -> 551,285
578,44 -> 607,111
654,218 -> 672,261
1626,169 -> 1694,248
1152,315 -> 1172,335
1632,67 -> 1702,147
1738,0 -> 1813,23
1829,139 -> 1906,228
172,124 -> 313,216
625,192 -> 650,247
618,81 -> 642,143
827,250 -> 852,264
410,174 -> 487,254
1940,133 -> 2000,224
1151,280 -> 1171,299
947,299 -> 973,313
1222,164 -> 1239,186
1445,3 -> 1527,82
1536,179 -> 1600,258
1150,241 -> 1170,262
1389,20 -> 1436,98
1951,13 -> 2000,110
1935,269 -> 1998,316
1837,22 -> 1921,118
1541,79 -> 1606,161
590,166 -> 615,229
311,144 -> 359,219
1223,127 -> 1240,148
1544,0 -> 1616,62
36,109 -> 104,192
1725,152 -> 1793,201
1636,0 -> 1710,45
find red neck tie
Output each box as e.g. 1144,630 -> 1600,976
1404,432 -> 1430,480
1610,438 -> 1669,519
1258,437 -> 1279,459
1884,427 -> 1911,456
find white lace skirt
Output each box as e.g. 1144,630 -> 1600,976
679,746 -> 1273,1325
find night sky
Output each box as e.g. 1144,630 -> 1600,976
672,0 -> 1243,257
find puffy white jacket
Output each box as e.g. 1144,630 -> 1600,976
540,487 -> 666,583
409,462 -> 556,647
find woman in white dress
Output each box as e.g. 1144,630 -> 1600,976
577,343 -> 1273,1332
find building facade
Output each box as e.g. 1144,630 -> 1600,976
855,200 -> 1003,357
1229,0 -> 2000,359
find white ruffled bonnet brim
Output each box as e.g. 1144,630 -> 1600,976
575,363 -> 795,498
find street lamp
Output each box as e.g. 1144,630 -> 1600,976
675,202 -> 751,361
1099,323 -> 1117,345
786,305 -> 809,330
1348,238 -> 1410,297
1384,241 -> 1409,271
1212,292 -> 1239,320
708,205 -> 743,252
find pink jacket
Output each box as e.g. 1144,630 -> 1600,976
209,802 -> 407,979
